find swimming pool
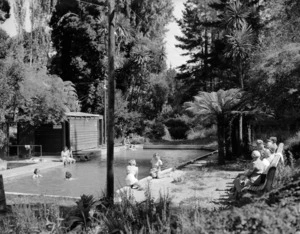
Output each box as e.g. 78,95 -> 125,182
4,149 -> 209,198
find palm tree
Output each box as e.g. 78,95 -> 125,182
184,89 -> 243,164
222,0 -> 256,155
225,22 -> 254,89
222,0 -> 249,31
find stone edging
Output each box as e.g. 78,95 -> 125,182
143,144 -> 216,150
5,191 -> 80,201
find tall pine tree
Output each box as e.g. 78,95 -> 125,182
176,0 -> 262,102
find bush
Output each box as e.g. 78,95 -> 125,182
187,125 -> 217,140
130,136 -> 145,144
144,121 -> 165,140
285,131 -> 300,160
164,118 -> 189,140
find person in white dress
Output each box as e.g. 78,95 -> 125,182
125,159 -> 142,189
68,146 -> 76,163
61,146 -> 71,165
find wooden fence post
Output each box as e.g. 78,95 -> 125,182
0,174 -> 6,212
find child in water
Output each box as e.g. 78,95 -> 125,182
65,171 -> 72,180
32,168 -> 43,179
150,153 -> 163,179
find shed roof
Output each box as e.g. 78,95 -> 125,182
65,112 -> 102,118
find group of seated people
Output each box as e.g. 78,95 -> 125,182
61,146 -> 76,165
125,153 -> 163,190
232,136 -> 279,195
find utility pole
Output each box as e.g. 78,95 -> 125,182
107,0 -> 115,201
0,175 -> 7,212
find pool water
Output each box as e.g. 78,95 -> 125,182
4,149 -> 209,198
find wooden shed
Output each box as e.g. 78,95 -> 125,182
18,112 -> 103,155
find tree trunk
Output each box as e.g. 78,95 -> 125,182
217,115 -> 226,165
245,121 -> 252,159
107,0 -> 115,202
247,122 -> 252,146
1,123 -> 9,158
225,122 -> 232,160
238,60 -> 244,157
0,175 -> 6,212
238,113 -> 244,157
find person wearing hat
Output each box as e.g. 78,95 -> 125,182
233,150 -> 265,193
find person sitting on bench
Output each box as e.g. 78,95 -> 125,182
265,142 -> 276,162
267,136 -> 278,152
68,146 -> 76,163
61,146 -> 71,165
256,139 -> 269,159
233,150 -> 265,193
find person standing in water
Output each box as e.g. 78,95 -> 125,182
32,168 -> 43,179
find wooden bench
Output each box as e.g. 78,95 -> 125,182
241,143 -> 284,193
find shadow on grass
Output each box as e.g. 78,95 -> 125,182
203,160 -> 249,172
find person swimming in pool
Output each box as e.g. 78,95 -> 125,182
65,171 -> 72,180
32,168 -> 43,179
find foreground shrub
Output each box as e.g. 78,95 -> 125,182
164,118 -> 189,140
101,192 -> 171,233
185,202 -> 300,233
0,203 -> 64,234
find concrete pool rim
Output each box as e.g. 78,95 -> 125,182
143,144 -> 216,150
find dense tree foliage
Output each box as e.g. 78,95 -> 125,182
184,89 -> 243,164
176,0 -> 261,102
0,1 -> 79,154
248,0 -> 300,126
2,0 -> 299,145
50,0 -> 174,130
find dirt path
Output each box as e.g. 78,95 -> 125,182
116,167 -> 240,210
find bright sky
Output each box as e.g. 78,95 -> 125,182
1,0 -> 187,69
165,0 -> 187,69
1,0 -> 31,36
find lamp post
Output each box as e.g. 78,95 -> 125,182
107,0 -> 115,200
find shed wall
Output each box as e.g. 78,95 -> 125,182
35,124 -> 63,153
69,118 -> 99,151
